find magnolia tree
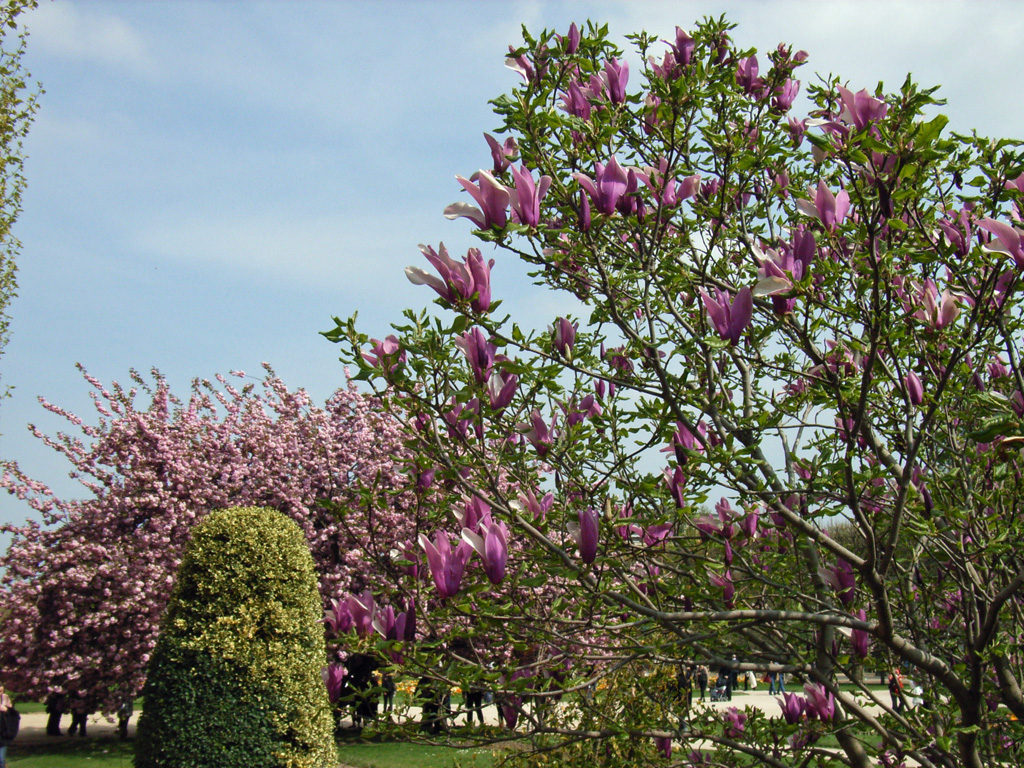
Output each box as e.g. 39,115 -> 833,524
0,365 -> 414,713
325,17 -> 1024,768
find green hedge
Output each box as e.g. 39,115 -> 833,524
135,506 -> 335,768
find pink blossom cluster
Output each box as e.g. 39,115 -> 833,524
0,364 -> 414,713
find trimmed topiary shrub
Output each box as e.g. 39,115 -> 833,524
134,506 -> 336,768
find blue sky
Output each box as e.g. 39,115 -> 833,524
0,0 -> 1021,534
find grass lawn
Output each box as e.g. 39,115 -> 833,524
7,737 -> 135,768
337,741 -> 497,768
6,735 -> 499,768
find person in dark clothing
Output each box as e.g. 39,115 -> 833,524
888,670 -> 904,713
0,684 -> 16,768
45,692 -> 66,736
696,665 -> 709,702
464,687 -> 486,726
343,653 -> 381,729
416,676 -> 448,734
381,674 -> 396,714
67,710 -> 88,737
117,700 -> 133,740
66,692 -> 91,738
676,665 -> 693,711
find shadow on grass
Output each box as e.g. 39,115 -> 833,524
7,732 -> 505,768
8,736 -> 135,768
337,726 -> 514,768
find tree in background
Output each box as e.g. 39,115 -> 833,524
0,365 -> 413,713
135,506 -> 335,768
329,16 -> 1024,768
0,0 -> 40,400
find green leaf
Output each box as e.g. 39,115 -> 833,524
914,114 -> 949,146
966,414 -> 1019,443
450,315 -> 470,335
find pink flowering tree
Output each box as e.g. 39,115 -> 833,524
325,17 -> 1024,768
0,364 -> 414,713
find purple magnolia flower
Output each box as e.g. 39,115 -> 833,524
664,465 -> 686,508
662,419 -> 708,460
795,181 -> 850,232
647,50 -> 677,82
741,509 -> 759,540
648,27 -> 694,82
505,47 -> 534,82
990,356 -> 1010,380
459,496 -> 490,532
454,327 -> 496,384
463,518 -> 510,584
693,513 -> 720,539
517,488 -> 554,521
636,158 -> 699,208
779,691 -> 807,724
723,707 -> 747,738
911,278 -> 960,330
577,188 -> 592,230
550,317 -> 578,357
419,531 -> 474,598
604,346 -> 634,375
499,668 -> 534,729
903,371 -> 923,405
752,230 -> 816,314
445,170 -> 511,229
583,72 -> 606,101
851,608 -> 870,659
573,157 -> 636,216
752,246 -> 799,297
569,507 -> 600,564
443,398 -> 475,441
708,569 -> 735,607
818,558 -> 856,605
324,597 -> 354,636
508,163 -> 552,228
417,468 -> 436,492
642,522 -> 673,547
487,369 -> 519,411
837,85 -> 888,130
655,736 -> 672,759
518,410 -> 554,456
322,665 -> 347,703
560,79 -> 593,120
406,243 -> 494,313
671,26 -> 695,68
978,217 -> 1024,268
937,206 -> 973,257
736,55 -> 763,96
484,133 -> 518,173
394,540 -> 419,579
373,605 -> 397,640
700,286 -> 753,345
348,591 -> 376,636
361,335 -> 406,373
602,58 -> 629,104
773,78 -> 800,111
562,394 -> 602,428
803,683 -> 835,721
563,22 -> 580,54
787,116 -> 808,145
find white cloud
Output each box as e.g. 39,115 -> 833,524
25,0 -> 151,71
